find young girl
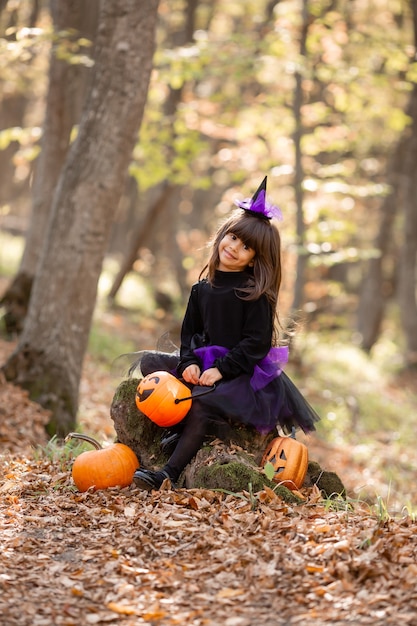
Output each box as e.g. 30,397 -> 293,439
133,177 -> 319,491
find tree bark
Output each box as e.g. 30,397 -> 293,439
108,0 -> 199,303
1,0 -> 99,334
0,6 -> 31,209
2,0 -> 160,437
356,141 -> 403,351
107,182 -> 174,301
289,0 -> 309,319
398,82 -> 417,366
397,0 -> 417,365
358,1 -> 417,355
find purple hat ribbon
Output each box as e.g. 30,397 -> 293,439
235,176 -> 283,221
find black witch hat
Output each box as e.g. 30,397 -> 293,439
235,176 -> 282,221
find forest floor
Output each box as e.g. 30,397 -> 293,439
1,325 -> 417,625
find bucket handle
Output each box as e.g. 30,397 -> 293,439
174,384 -> 216,404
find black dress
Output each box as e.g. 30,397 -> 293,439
140,269 -> 320,436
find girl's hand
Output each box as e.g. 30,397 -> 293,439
199,367 -> 222,387
182,364 -> 201,385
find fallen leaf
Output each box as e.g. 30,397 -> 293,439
107,602 -> 138,615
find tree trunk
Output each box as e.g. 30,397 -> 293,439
107,182 -> 174,301
2,0 -> 160,437
0,0 -> 99,335
397,0 -> 417,366
356,143 -> 403,351
108,0 -> 199,303
358,1 -> 417,354
398,83 -> 417,366
0,91 -> 30,207
0,7 -> 31,210
289,0 -> 309,319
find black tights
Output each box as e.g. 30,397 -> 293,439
140,352 -> 218,482
163,400 -> 211,482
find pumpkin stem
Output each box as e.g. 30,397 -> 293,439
290,427 -> 296,440
65,432 -> 102,450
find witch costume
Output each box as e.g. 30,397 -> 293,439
132,177 -> 319,490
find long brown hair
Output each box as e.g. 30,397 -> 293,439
200,209 -> 282,317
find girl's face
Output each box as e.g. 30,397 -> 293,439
217,232 -> 255,272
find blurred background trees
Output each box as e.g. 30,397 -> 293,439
0,0 -> 416,434
0,0 -> 160,434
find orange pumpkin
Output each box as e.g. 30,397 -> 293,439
66,433 -> 139,492
135,371 -> 192,427
261,434 -> 308,490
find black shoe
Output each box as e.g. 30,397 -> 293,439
133,468 -> 174,491
160,431 -> 181,456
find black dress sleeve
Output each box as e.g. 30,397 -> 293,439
213,295 -> 272,379
176,284 -> 204,377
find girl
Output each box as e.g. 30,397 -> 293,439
133,177 -> 319,491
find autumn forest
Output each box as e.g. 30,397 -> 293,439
1,1 -> 417,624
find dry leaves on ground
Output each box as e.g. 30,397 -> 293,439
1,337 -> 417,625
1,456 -> 417,626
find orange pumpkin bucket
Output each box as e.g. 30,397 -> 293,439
135,371 -> 193,427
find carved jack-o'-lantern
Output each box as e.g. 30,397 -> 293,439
135,371 -> 192,427
261,434 -> 308,490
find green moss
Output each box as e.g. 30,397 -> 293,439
193,459 -> 301,503
111,380 -> 343,502
307,461 -> 346,499
113,377 -> 139,404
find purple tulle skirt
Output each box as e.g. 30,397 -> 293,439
194,344 -> 289,392
135,346 -> 319,436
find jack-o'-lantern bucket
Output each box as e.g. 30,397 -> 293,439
135,371 -> 193,427
261,433 -> 308,490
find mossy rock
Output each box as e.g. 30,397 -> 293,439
183,445 -> 301,503
110,377 -> 170,468
305,461 -> 347,499
110,377 -> 346,501
110,377 -> 275,468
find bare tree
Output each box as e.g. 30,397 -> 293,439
2,0 -> 160,437
288,0 -> 310,327
356,140 -> 403,351
358,0 -> 417,365
397,0 -> 417,366
0,1 -> 39,212
108,0 -> 199,303
0,0 -> 99,334
398,81 -> 417,366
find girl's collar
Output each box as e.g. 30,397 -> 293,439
214,268 -> 251,275
213,268 -> 252,281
